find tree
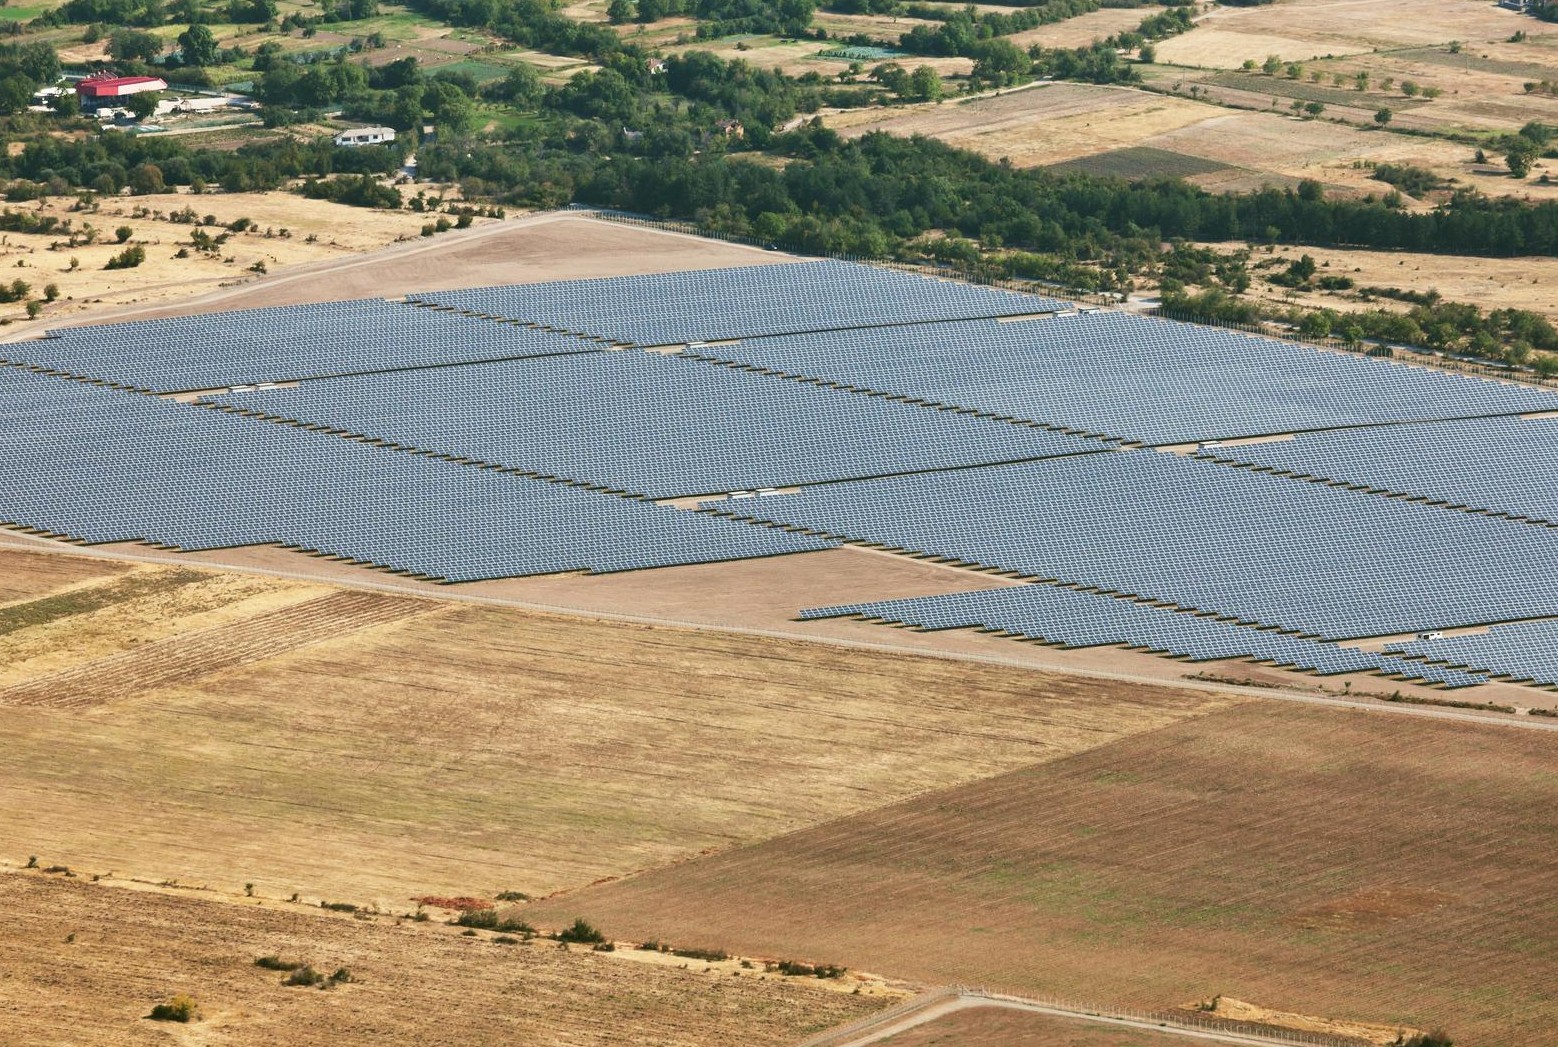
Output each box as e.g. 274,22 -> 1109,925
1507,139 -> 1539,178
108,28 -> 164,63
1262,54 -> 1282,75
1400,80 -> 1419,97
115,225 -> 134,243
909,65 -> 941,102
606,0 -> 632,22
1354,71 -> 1369,91
1303,101 -> 1324,118
969,39 -> 1029,87
178,24 -> 220,67
126,90 -> 160,121
129,163 -> 165,194
0,75 -> 32,117
1374,107 -> 1392,126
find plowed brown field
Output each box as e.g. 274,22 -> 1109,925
0,872 -> 882,1047
529,702 -> 1558,1046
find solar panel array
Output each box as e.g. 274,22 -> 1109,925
12,299 -> 600,392
1386,621 -> 1558,689
0,368 -> 832,582
211,351 -> 1106,498
706,451 -> 1558,640
801,585 -> 1489,689
409,260 -> 1070,345
1196,416 -> 1558,526
688,313 -> 1558,445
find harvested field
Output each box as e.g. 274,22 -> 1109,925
0,872 -> 883,1047
826,83 -> 1211,167
0,589 -> 431,709
1006,7 -> 1148,50
1154,0 -> 1534,68
0,546 -> 127,605
529,702 -> 1558,1046
0,547 -> 1237,904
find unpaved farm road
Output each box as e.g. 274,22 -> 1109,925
805,990 -> 1353,1047
3,528 -> 1555,735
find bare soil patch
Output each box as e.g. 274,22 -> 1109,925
0,872 -> 882,1047
0,546 -> 127,605
529,702 -> 1558,1046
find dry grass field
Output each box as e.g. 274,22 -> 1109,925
0,872 -> 884,1047
1241,242 -> 1558,316
528,702 -> 1558,1046
0,546 -> 1238,906
827,83 -> 1212,167
1155,0 -> 1533,68
0,190 -> 457,325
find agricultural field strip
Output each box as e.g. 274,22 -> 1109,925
528,703 -> 1558,1045
208,350 -> 1106,500
0,367 -> 831,582
705,451 -> 1558,641
800,585 -> 1490,690
0,589 -> 430,708
408,259 -> 1071,345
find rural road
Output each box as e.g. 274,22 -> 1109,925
802,989 -> 1361,1047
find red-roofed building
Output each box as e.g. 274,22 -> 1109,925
76,73 -> 167,110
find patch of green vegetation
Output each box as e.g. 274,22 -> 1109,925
1208,71 -> 1431,110
0,570 -> 206,638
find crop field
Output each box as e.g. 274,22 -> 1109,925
0,546 -> 1237,905
528,702 -> 1558,1046
0,872 -> 884,1047
1045,145 -> 1231,181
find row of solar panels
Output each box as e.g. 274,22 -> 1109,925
0,369 -> 832,582
799,584 -> 1491,689
408,259 -> 1071,346
706,451 -> 1558,642
1194,415 -> 1558,527
686,313 -> 1558,446
16,260 -> 1067,393
210,350 -> 1108,499
1386,620 -> 1558,689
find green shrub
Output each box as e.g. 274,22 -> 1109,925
254,955 -> 303,972
148,994 -> 199,1022
284,965 -> 325,987
103,245 -> 145,270
556,917 -> 605,945
319,901 -> 357,913
494,890 -> 529,902
456,908 -> 533,934
671,946 -> 727,962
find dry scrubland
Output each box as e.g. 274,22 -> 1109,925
0,547 -> 1237,906
0,190 -> 462,325
0,873 -> 883,1047
530,702 -> 1558,1046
